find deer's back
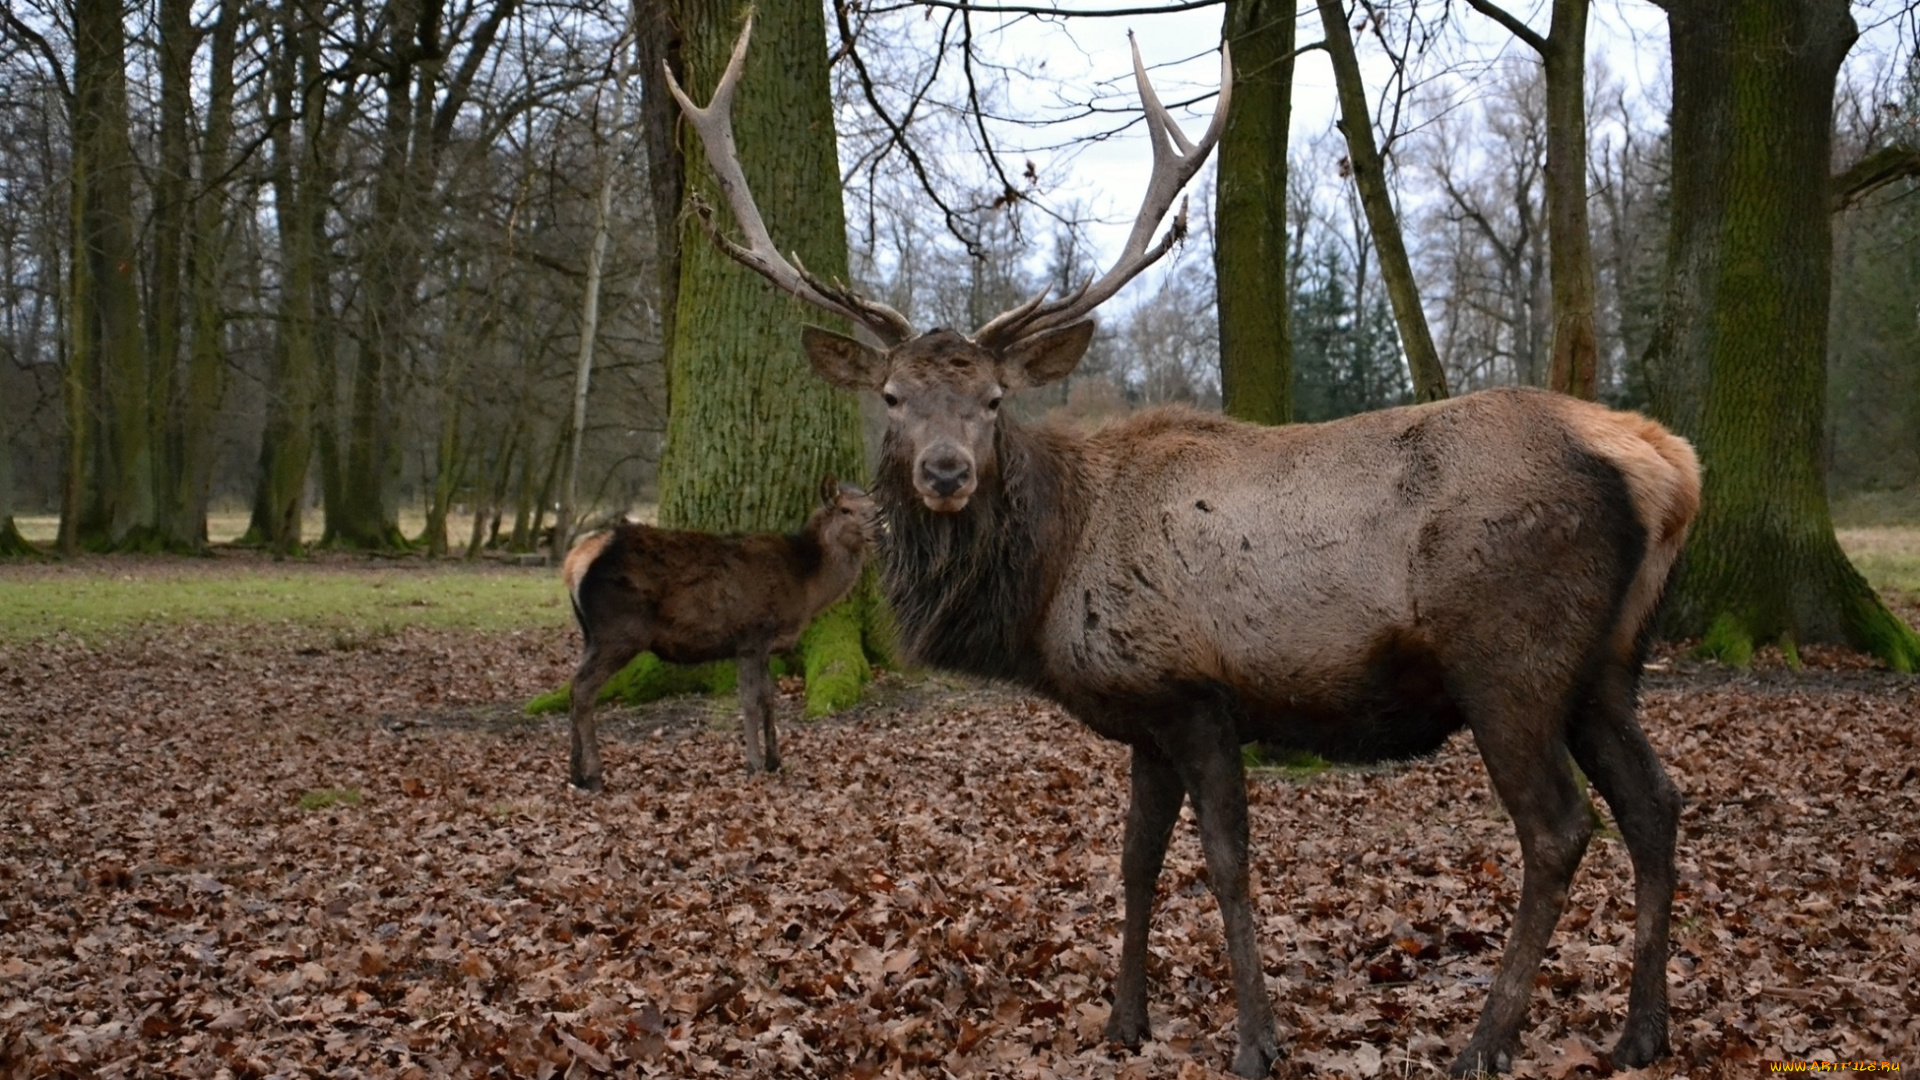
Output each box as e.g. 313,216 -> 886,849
1038,388 -> 1696,757
575,523 -> 822,661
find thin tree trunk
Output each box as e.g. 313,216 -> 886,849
1649,0 -> 1919,669
466,422 -> 519,559
1214,0 -> 1296,425
58,157 -> 89,557
638,0 -> 685,376
0,393 -> 34,555
1314,0 -> 1448,402
1466,0 -> 1600,399
554,23 -> 636,563
149,0 -> 193,546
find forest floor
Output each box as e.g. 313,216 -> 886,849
0,557 -> 1917,1078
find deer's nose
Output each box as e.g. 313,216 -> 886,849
921,453 -> 972,497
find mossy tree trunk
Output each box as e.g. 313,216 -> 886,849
1214,0 -> 1296,426
1646,0 -> 1920,670
647,0 -> 881,716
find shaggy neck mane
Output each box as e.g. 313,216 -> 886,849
875,417 -> 1086,688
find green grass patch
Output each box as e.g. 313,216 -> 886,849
1243,743 -> 1333,779
298,787 -> 363,811
1838,526 -> 1920,598
0,560 -> 570,643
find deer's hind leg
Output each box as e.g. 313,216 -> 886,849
568,624 -> 650,792
1451,679 -> 1594,1077
1567,660 -> 1677,1068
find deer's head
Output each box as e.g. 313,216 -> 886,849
668,17 -> 1230,512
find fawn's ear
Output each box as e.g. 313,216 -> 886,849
819,474 -> 840,506
803,326 -> 888,391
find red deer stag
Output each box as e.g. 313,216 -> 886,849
560,479 -> 875,788
670,21 -> 1696,1077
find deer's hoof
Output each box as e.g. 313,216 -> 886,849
1230,1031 -> 1280,1078
1103,1011 -> 1150,1049
1447,1043 -> 1512,1077
1609,1025 -> 1670,1069
568,776 -> 603,795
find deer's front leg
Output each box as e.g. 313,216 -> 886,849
736,646 -> 775,774
1159,710 -> 1279,1079
1106,743 -> 1184,1047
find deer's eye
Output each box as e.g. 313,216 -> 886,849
882,391 -> 900,408
987,395 -> 1003,412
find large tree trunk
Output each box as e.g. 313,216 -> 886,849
651,0 -> 879,715
1213,0 -> 1296,425
1648,0 -> 1919,669
72,0 -> 154,548
1315,0 -> 1448,402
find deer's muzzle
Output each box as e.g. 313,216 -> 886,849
916,449 -> 976,512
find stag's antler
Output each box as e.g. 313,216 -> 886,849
973,35 -> 1232,350
664,15 -> 918,346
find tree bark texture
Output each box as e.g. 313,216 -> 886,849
1649,0 -> 1919,668
1315,0 -> 1448,402
652,0 -> 877,716
1213,0 -> 1296,425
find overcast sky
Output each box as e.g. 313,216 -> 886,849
925,0 -> 1904,295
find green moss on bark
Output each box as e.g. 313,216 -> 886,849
800,596 -> 870,718
525,652 -> 744,715
1695,613 -> 1755,667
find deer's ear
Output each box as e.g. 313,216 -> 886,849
803,326 -> 887,391
1002,321 -> 1094,389
819,474 -> 839,505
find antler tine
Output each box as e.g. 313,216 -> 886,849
973,37 -> 1232,348
665,14 -> 916,346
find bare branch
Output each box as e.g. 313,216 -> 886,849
834,0 -> 988,256
1462,0 -> 1547,56
0,7 -> 72,102
1833,143 -> 1920,212
864,0 -> 1224,17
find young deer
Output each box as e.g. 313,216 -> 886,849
560,479 -> 874,788
672,21 -> 1696,1078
